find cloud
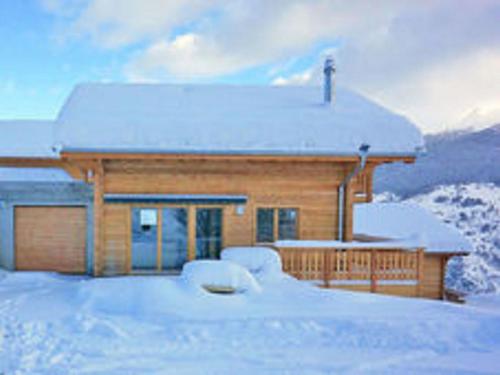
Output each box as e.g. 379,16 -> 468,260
126,0 -> 406,79
272,69 -> 314,86
41,0 -> 500,131
41,0 -> 219,48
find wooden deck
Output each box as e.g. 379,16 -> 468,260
276,246 -> 426,297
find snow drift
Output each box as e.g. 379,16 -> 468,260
181,260 -> 262,294
220,247 -> 283,280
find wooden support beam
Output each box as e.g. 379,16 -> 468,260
416,248 -> 425,297
187,206 -> 196,261
126,206 -> 132,273
343,182 -> 354,241
370,250 -> 378,293
61,161 -> 87,180
60,151 -> 416,164
93,161 -> 104,276
439,255 -> 449,300
0,158 -> 64,168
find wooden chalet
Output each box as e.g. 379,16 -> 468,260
0,68 -> 471,300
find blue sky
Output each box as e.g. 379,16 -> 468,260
0,1 -> 126,119
1,0 -> 499,133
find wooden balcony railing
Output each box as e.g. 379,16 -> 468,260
275,247 -> 424,294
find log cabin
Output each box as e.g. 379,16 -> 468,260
0,61 -> 471,299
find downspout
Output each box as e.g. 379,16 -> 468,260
338,144 -> 370,241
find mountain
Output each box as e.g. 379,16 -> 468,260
410,184 -> 499,293
376,183 -> 500,294
373,124 -> 500,295
375,124 -> 500,197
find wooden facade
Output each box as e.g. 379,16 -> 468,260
88,157 -> 372,275
0,152 -> 464,300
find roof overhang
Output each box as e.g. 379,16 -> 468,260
0,157 -> 62,168
61,150 -> 417,164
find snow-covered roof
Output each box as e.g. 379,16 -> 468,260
0,167 -> 74,182
354,203 -> 472,254
0,121 -> 57,158
55,83 -> 424,156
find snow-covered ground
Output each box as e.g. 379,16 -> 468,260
1,270 -> 500,374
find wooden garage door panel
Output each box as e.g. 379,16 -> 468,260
15,207 -> 86,273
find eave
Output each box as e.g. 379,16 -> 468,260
60,150 -> 416,164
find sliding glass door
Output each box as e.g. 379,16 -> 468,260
131,208 -> 158,270
130,206 -> 223,271
161,208 -> 188,270
196,208 -> 223,259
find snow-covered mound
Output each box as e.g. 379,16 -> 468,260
377,183 -> 500,294
221,247 -> 283,279
2,270 -> 500,373
78,277 -> 187,315
181,260 -> 261,294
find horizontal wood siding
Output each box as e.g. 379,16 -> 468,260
331,284 -> 418,297
376,284 -> 418,297
102,160 -> 345,253
15,206 -> 86,273
102,204 -> 130,274
421,254 -> 446,299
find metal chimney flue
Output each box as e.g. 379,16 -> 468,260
323,56 -> 336,105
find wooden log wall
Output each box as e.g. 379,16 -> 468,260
92,159 -> 375,274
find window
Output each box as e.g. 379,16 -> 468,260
278,208 -> 298,240
196,208 -> 223,259
257,208 -> 274,243
256,208 -> 298,243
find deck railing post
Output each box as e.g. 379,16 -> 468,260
370,249 -> 378,293
416,248 -> 425,297
323,249 -> 331,288
346,249 -> 352,280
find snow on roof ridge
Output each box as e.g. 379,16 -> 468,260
55,83 -> 424,156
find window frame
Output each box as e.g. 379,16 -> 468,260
254,206 -> 299,244
128,203 -> 225,272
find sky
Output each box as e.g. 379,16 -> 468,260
0,0 -> 499,133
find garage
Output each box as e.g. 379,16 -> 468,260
15,206 -> 87,273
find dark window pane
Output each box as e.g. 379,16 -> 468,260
162,208 -> 188,270
131,208 -> 158,270
278,208 -> 298,240
257,208 -> 274,243
196,208 -> 223,259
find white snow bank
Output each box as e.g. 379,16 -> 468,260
78,277 -> 188,315
3,271 -> 500,374
181,260 -> 261,294
355,202 -> 473,253
221,247 -> 283,279
467,293 -> 500,315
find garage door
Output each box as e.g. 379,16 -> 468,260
15,206 -> 87,273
